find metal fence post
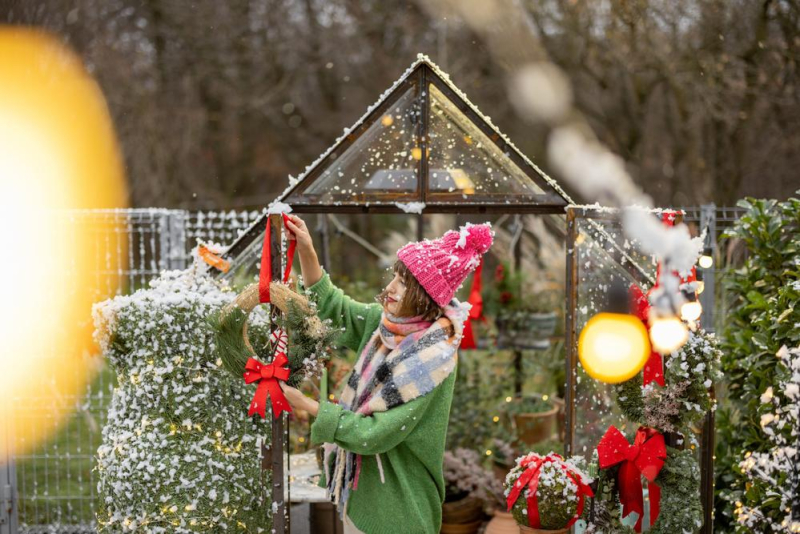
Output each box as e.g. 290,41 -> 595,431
170,210 -> 188,270
1,419 -> 19,534
159,210 -> 188,271
699,203 -> 716,332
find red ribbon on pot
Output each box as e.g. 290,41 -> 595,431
259,213 -> 297,304
597,425 -> 666,532
505,453 -> 594,529
243,353 -> 292,419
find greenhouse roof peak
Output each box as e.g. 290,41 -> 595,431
226,55 -> 572,259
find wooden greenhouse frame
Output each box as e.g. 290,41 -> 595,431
221,56 -> 714,534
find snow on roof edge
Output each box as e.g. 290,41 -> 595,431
271,53 -> 574,208
418,55 -> 573,205
271,55 -> 428,206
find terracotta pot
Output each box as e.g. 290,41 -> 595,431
442,495 -> 483,525
440,519 -> 483,534
513,404 -> 559,446
518,525 -> 569,534
484,510 -> 518,534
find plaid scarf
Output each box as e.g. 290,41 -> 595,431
323,299 -> 469,518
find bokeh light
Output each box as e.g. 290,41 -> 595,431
0,28 -> 127,457
578,312 -> 651,384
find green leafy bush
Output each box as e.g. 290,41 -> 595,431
715,195 -> 800,531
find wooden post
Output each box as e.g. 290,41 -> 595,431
268,214 -> 287,533
564,209 -> 578,457
700,388 -> 716,533
512,216 -> 523,395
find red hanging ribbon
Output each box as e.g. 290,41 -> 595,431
243,353 -> 292,418
630,210 -> 696,387
460,257 -> 485,350
259,213 -> 297,304
629,284 -> 665,387
505,453 -> 594,529
597,426 -> 666,532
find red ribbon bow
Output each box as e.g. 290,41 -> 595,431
259,213 -> 297,304
597,426 -> 666,532
505,453 -> 594,529
243,353 -> 292,419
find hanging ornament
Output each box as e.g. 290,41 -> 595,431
649,315 -> 689,354
698,247 -> 713,269
680,290 -> 703,323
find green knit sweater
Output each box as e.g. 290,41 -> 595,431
304,270 -> 457,534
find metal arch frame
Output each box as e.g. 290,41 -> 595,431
564,206 -> 715,534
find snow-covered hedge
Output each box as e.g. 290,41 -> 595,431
93,261 -> 271,533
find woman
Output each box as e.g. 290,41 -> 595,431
279,214 -> 493,534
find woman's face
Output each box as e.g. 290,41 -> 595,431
382,270 -> 406,315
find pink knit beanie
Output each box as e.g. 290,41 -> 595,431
397,222 -> 494,307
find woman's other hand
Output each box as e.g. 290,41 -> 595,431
279,381 -> 320,416
284,214 -> 313,252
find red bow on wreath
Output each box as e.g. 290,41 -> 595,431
597,425 -> 667,532
505,453 -> 594,529
243,353 -> 292,418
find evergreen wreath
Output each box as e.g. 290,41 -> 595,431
616,331 -> 722,434
589,447 -> 702,534
586,330 -> 721,533
212,281 -> 337,388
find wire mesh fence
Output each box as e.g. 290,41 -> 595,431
3,205 -> 742,533
5,209 -> 261,534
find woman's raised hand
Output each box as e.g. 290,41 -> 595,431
284,214 -> 313,252
285,214 -> 324,286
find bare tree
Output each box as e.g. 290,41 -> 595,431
2,0 -> 797,208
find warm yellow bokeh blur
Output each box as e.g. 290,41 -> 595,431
578,312 -> 651,384
0,28 -> 127,458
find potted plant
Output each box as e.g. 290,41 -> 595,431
504,452 -> 594,533
485,263 -> 560,350
442,448 -> 492,533
522,341 -> 567,440
506,394 -> 559,446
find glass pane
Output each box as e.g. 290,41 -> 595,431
427,83 -> 545,199
300,86 -> 422,202
572,216 -> 658,459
